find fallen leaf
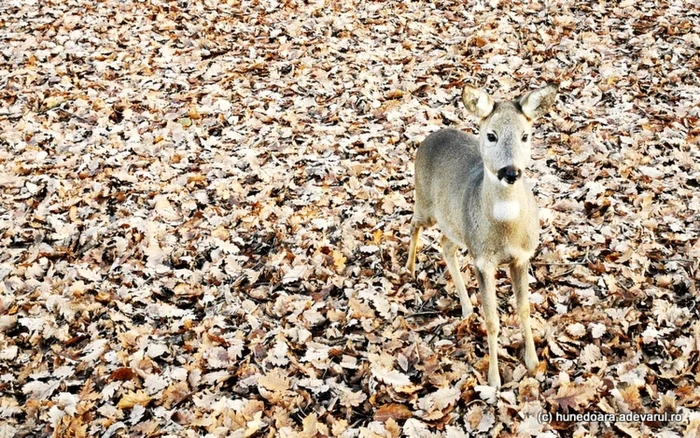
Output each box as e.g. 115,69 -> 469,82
549,383 -> 595,412
118,391 -> 152,409
109,368 -> 137,382
374,404 -> 412,422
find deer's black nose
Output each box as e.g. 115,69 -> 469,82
497,166 -> 522,184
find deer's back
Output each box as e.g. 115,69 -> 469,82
414,128 -> 485,244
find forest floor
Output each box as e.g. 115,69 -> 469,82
1,0 -> 699,437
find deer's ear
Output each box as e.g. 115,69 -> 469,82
462,87 -> 494,119
519,84 -> 558,120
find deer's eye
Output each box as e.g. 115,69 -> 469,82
521,134 -> 529,142
487,133 -> 497,142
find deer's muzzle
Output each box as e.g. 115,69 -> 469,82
497,166 -> 522,184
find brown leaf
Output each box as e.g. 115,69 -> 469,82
154,196 -> 182,221
65,335 -> 90,347
588,259 -> 607,274
374,403 -> 413,422
211,225 -> 230,240
331,419 -> 349,437
258,369 -> 290,393
117,390 -> 152,409
207,333 -> 229,347
332,250 -> 347,273
549,383 -> 595,412
619,385 -> 642,411
385,418 -> 401,437
55,415 -> 88,438
109,368 -> 136,382
466,404 -> 484,430
161,381 -> 190,409
188,107 -> 201,120
385,90 -> 404,99
300,413 -> 329,437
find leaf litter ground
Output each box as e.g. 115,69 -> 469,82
1,0 -> 699,437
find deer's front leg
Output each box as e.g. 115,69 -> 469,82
475,260 -> 500,388
441,236 -> 473,317
510,261 -> 538,372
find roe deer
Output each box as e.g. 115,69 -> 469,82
406,84 -> 558,387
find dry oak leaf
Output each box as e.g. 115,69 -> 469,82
417,386 -> 461,412
466,404 -> 495,433
619,385 -> 643,411
475,385 -> 498,404
211,225 -> 230,240
265,339 -> 290,367
331,419 -> 349,437
402,418 -> 436,438
517,415 -> 544,436
332,249 -> 347,273
23,380 -> 60,400
591,323 -> 606,339
154,195 -> 182,222
348,297 -> 376,319
338,385 -> 367,408
117,390 -> 152,409
685,414 -> 700,438
54,415 -> 88,438
565,323 -> 586,338
257,369 -> 290,393
109,368 -> 137,382
161,381 -> 190,409
374,403 -> 413,422
244,411 -> 266,438
580,344 -> 602,365
0,346 -> 18,361
615,422 -> 644,438
385,418 -> 402,438
282,264 -> 307,284
299,413 -> 329,438
372,365 -> 412,388
549,382 -> 596,412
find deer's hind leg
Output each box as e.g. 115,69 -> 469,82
406,209 -> 434,277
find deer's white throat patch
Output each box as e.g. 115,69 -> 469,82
493,200 -> 521,221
